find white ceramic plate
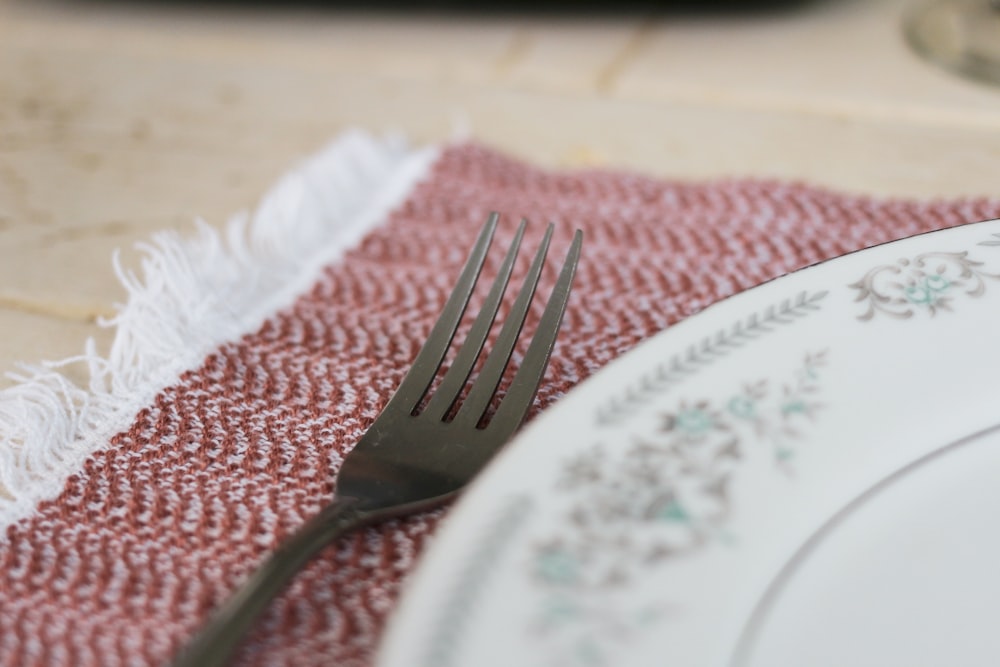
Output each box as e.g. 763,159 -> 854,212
378,219 -> 1000,667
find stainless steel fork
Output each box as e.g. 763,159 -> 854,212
169,213 -> 582,667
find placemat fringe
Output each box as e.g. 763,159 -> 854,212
0,130 -> 437,532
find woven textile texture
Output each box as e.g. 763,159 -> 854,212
3,142 -> 1000,666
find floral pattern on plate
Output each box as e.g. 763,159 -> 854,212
380,221 -> 1000,667
850,233 -> 1000,320
529,352 -> 827,666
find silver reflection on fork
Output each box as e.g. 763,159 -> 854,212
169,212 -> 583,667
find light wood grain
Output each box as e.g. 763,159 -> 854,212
2,0 -> 1000,388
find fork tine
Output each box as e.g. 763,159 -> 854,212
422,219 -> 527,421
383,212 -> 499,415
169,216 -> 578,667
455,222 -> 554,427
488,228 -> 582,441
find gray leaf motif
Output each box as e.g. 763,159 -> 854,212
595,291 -> 828,425
978,232 -> 1000,247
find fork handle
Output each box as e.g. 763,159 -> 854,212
167,497 -> 369,667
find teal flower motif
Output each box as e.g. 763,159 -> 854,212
674,407 -> 715,435
655,499 -> 690,523
781,399 -> 807,416
925,274 -> 950,291
536,549 -> 579,585
904,284 -> 933,305
728,395 -> 756,420
905,275 -> 951,306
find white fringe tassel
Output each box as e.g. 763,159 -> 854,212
0,130 -> 438,532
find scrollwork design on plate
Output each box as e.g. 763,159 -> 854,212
528,351 -> 827,666
850,234 -> 1000,321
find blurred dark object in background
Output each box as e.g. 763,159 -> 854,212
64,0 -> 832,16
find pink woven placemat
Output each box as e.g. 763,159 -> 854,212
3,141 -> 1000,666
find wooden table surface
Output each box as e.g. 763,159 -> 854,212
3,0 -> 1000,388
